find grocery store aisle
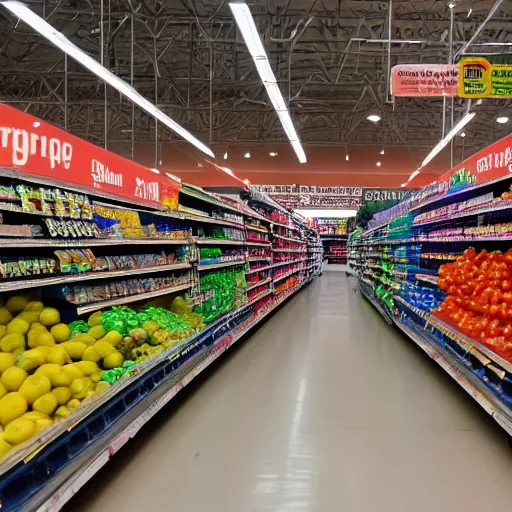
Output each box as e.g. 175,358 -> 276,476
70,272 -> 512,512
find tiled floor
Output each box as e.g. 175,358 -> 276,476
69,271 -> 512,512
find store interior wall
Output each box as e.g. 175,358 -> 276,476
109,141 -> 452,188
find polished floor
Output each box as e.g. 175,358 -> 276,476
69,271 -> 512,512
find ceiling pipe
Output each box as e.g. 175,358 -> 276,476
455,0 -> 505,59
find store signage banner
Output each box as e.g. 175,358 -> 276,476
438,131 -> 512,187
459,57 -> 512,98
252,184 -> 362,209
391,64 -> 458,97
0,105 -> 181,209
362,188 -> 414,202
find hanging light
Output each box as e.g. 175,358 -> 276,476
367,114 -> 381,123
223,152 -> 228,160
376,162 -> 382,167
345,154 -> 350,161
1,1 -> 215,158
380,149 -> 385,155
244,152 -> 251,159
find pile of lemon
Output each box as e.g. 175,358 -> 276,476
0,296 -> 127,459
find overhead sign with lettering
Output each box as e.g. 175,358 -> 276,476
362,188 -> 414,202
252,184 -> 362,209
459,57 -> 512,98
391,64 -> 459,97
0,104 -> 181,209
438,131 -> 512,188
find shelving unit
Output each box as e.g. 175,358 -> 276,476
0,109 -> 321,512
349,136 -> 512,438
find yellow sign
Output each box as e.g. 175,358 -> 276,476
459,57 -> 512,98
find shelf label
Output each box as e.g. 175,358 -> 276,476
0,105 -> 181,209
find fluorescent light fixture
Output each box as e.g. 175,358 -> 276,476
460,132 -> 466,137
2,1 -> 215,159
367,114 -> 381,122
294,209 -> 357,218
468,7 -> 472,16
223,152 -> 228,160
497,116 -> 509,124
230,3 -> 306,164
290,140 -> 307,163
421,112 -> 476,169
244,152 -> 251,159
380,149 -> 385,155
269,152 -> 278,157
408,170 -> 420,182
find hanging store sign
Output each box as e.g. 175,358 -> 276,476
391,64 -> 459,97
0,105 -> 181,209
362,188 -> 414,202
459,57 -> 512,98
252,185 -> 362,209
438,131 -> 512,188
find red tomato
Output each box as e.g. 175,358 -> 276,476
502,280 -> 511,291
503,292 -> 512,304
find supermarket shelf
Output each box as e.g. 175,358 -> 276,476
246,289 -> 273,306
415,273 -> 438,285
180,187 -> 246,217
196,238 -> 246,245
273,267 -> 303,284
0,263 -> 192,293
75,282 -> 193,315
198,260 -> 246,271
412,201 -> 512,227
360,280 -> 394,324
246,241 -> 272,247
0,238 -> 191,248
269,258 -> 307,270
272,248 -> 307,254
409,173 -> 512,214
248,256 -> 272,263
245,265 -> 272,275
179,212 -> 246,230
272,233 -> 306,244
271,221 -> 300,232
395,318 -> 512,437
17,279 -> 310,512
427,315 -> 512,375
246,224 -> 269,234
246,277 -> 272,292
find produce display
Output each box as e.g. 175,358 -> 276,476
349,139 -> 512,441
0,293 -> 206,458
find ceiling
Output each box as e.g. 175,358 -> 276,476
0,0 -> 511,187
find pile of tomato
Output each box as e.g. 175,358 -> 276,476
435,247 -> 512,360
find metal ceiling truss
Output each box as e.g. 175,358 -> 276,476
0,0 -> 511,163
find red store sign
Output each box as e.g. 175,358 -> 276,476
438,131 -> 512,186
0,104 -> 180,209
